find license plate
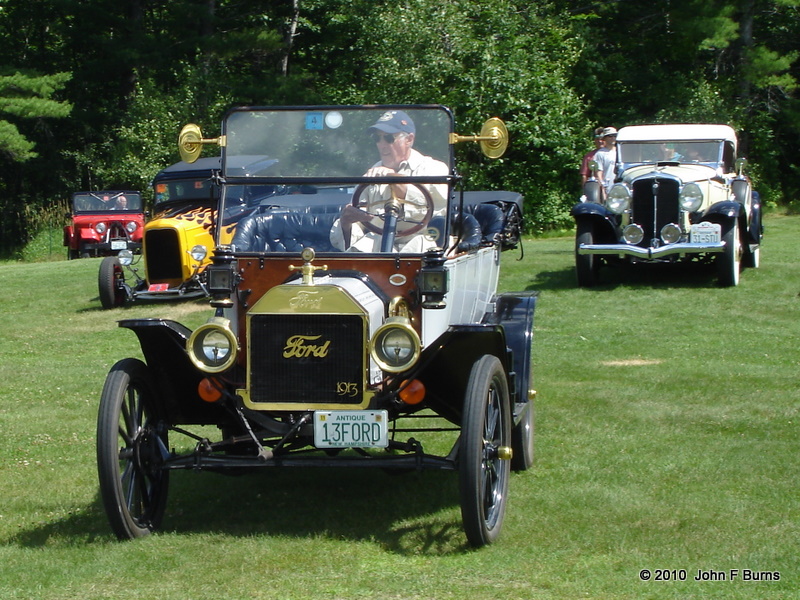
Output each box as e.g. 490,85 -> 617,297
314,410 -> 389,448
690,222 -> 721,244
111,240 -> 127,250
147,283 -> 170,292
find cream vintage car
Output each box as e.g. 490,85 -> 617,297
95,105 -> 536,547
572,124 -> 763,286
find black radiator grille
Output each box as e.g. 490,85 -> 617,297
145,228 -> 183,280
631,178 -> 680,247
249,313 -> 365,405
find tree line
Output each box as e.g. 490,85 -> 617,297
1,0 -> 797,254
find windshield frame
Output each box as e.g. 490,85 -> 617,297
617,139 -> 727,171
215,105 -> 460,255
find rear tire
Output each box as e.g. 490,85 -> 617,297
511,402 -> 534,472
744,245 -> 760,269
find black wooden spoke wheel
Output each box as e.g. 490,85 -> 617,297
97,358 -> 169,539
459,355 -> 512,547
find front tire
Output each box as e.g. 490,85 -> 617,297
459,355 -> 512,547
97,358 -> 169,540
717,219 -> 741,286
575,221 -> 599,287
98,257 -> 126,309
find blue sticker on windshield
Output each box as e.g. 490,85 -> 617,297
305,112 -> 324,130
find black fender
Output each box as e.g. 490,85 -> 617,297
416,325 -> 511,425
118,319 -> 229,426
484,292 -> 537,414
703,201 -> 744,222
415,292 -> 537,425
572,202 -> 620,242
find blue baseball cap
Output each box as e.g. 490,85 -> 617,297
369,110 -> 415,135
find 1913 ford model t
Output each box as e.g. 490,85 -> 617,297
96,105 -> 536,547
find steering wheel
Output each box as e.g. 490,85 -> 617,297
346,183 -> 435,250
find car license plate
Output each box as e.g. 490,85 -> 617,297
314,410 -> 389,448
147,283 -> 170,292
111,240 -> 127,250
690,222 -> 721,244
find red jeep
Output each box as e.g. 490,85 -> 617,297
63,191 -> 145,259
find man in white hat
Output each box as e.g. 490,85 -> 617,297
593,127 -> 618,198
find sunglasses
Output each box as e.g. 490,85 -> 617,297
371,132 -> 402,144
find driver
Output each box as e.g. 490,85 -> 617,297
330,110 -> 449,252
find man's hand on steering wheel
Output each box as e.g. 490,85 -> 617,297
348,182 -> 434,238
341,182 -> 434,251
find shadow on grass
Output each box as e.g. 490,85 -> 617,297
8,467 -> 471,555
529,260 -> 724,292
77,295 -> 211,313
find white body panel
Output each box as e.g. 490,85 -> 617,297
421,246 -> 500,347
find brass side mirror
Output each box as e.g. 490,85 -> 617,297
450,117 -> 509,159
178,124 -> 226,163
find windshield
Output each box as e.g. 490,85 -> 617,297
72,191 -> 143,213
617,141 -> 723,165
222,106 -> 453,179
154,176 -> 219,208
216,106 -> 456,255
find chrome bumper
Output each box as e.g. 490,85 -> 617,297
131,289 -> 208,301
578,241 -> 725,259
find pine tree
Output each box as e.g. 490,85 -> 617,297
0,70 -> 72,162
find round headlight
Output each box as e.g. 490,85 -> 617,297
126,221 -> 138,233
623,224 -> 644,245
370,320 -> 421,373
117,249 -> 134,266
190,245 -> 208,262
679,182 -> 703,212
187,318 -> 238,373
661,223 -> 682,244
94,222 -> 107,234
606,184 -> 631,214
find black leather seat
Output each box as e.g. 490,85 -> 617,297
232,204 -> 499,254
231,209 -> 340,253
465,202 -> 505,246
429,212 -> 484,252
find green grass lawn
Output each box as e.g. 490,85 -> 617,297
1,214 -> 797,599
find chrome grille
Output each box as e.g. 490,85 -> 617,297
631,178 -> 680,247
249,314 -> 365,405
